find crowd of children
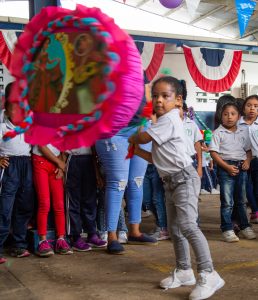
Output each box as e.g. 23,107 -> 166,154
1,78 -> 258,300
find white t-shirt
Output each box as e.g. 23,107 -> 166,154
66,147 -> 92,155
147,108 -> 192,178
33,144 -> 60,157
183,117 -> 203,157
0,114 -> 31,156
209,125 -> 251,161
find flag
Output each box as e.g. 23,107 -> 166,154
183,45 -> 242,93
235,0 -> 257,37
0,30 -> 17,70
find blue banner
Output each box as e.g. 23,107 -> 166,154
235,0 -> 257,37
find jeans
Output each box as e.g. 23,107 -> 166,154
95,126 -> 150,232
96,188 -> 128,232
201,166 -> 214,192
0,156 -> 34,255
142,164 -> 167,228
66,155 -> 97,237
251,157 -> 258,208
218,161 -> 250,232
163,165 -> 213,272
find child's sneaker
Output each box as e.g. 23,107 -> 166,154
240,227 -> 256,240
200,189 -> 210,195
55,238 -> 73,255
160,268 -> 196,289
10,248 -> 30,258
189,270 -> 225,300
99,231 -> 108,242
37,240 -> 54,257
222,230 -> 239,242
250,212 -> 258,224
149,227 -> 170,241
211,188 -> 220,195
0,257 -> 7,264
87,234 -> 107,248
118,231 -> 128,244
73,237 -> 92,252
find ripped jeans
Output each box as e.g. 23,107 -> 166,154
95,126 -> 150,232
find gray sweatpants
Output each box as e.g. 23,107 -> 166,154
163,165 -> 213,272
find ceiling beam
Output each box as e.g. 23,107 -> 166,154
136,0 -> 150,8
189,5 -> 225,25
212,17 -> 238,31
162,3 -> 186,17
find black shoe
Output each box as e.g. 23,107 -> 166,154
107,241 -> 125,255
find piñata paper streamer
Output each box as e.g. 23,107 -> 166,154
4,5 -> 144,151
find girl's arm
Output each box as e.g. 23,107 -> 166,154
210,151 -> 239,176
194,141 -> 202,177
128,131 -> 153,145
38,146 -> 66,171
242,150 -> 252,171
133,144 -> 153,163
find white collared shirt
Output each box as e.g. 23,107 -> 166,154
249,118 -> 258,158
33,144 -> 60,157
209,125 -> 251,161
183,117 -> 203,156
0,114 -> 31,156
147,108 -> 192,177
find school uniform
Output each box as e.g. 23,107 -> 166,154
209,125 -> 251,232
147,108 -> 213,272
65,147 -> 97,237
249,119 -> 258,203
0,114 -> 34,256
32,145 -> 65,236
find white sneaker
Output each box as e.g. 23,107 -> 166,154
222,230 -> 239,242
149,227 -> 170,241
189,270 -> 225,300
118,231 -> 128,244
216,184 -> 220,191
240,227 -> 256,240
200,189 -> 210,195
99,231 -> 108,242
211,188 -> 220,195
141,210 -> 153,218
160,268 -> 196,289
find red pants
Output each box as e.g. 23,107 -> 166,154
32,154 -> 65,236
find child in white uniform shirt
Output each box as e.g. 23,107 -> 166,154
0,82 -> 34,264
210,102 -> 256,243
129,76 -> 224,300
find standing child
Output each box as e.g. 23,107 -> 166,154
0,82 -> 34,264
65,147 -> 107,251
32,144 -> 72,256
128,76 -> 224,300
238,95 -> 258,223
210,102 -> 256,242
243,95 -> 258,223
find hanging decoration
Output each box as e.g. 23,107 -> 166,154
3,5 -> 144,151
135,41 -> 165,81
235,0 -> 257,37
0,30 -> 17,70
159,0 -> 183,9
194,110 -> 210,131
185,0 -> 201,17
183,45 -> 242,93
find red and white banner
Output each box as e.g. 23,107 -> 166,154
183,45 -> 242,93
0,30 -> 17,70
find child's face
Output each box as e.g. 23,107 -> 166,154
244,98 -> 258,119
152,82 -> 182,117
221,106 -> 239,129
5,102 -> 18,123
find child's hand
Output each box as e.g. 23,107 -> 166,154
128,135 -> 135,144
0,157 -> 9,169
57,160 -> 66,172
242,160 -> 250,171
226,165 -> 239,176
55,168 -> 64,179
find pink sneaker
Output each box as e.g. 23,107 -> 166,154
0,257 -> 7,264
37,240 -> 54,257
55,238 -> 73,255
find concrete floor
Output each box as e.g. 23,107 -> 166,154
1,195 -> 258,300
